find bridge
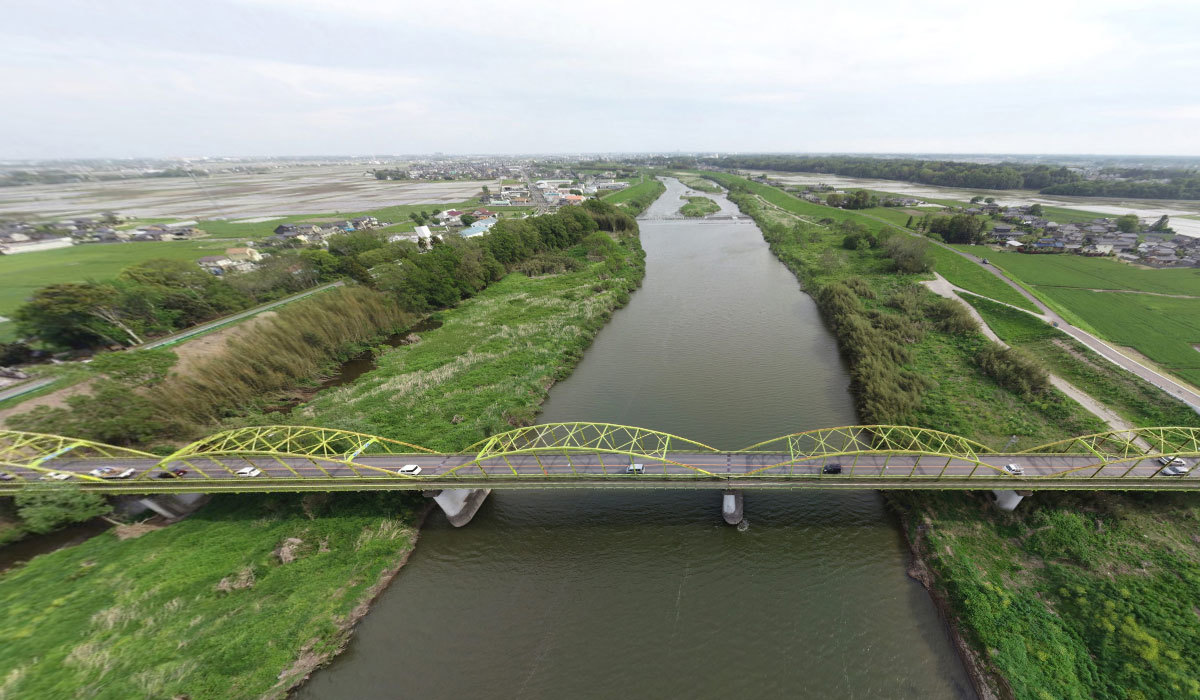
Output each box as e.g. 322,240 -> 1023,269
3,423 -> 1198,524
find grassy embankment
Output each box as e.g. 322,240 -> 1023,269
713,171 -> 1200,698
679,196 -> 719,218
705,171 -> 1103,447
294,235 -> 647,447
0,226 -> 647,699
672,173 -> 723,193
954,245 -> 1200,387
0,492 -> 425,699
601,175 -> 666,216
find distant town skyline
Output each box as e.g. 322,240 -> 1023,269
4,0 -> 1199,159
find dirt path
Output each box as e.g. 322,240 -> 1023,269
922,273 -> 1149,447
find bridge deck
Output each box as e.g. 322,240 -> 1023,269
1,451 -> 1192,494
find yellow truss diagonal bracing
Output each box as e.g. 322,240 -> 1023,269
2,425 -> 1200,489
0,430 -> 157,482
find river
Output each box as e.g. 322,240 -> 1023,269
294,178 -> 972,699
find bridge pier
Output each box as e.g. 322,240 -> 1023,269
722,490 -> 744,525
424,488 -> 491,527
991,490 -> 1028,512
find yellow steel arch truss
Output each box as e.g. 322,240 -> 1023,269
454,422 -> 724,477
2,424 -> 1200,489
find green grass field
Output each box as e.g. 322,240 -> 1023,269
0,240 -> 240,322
961,292 -> 1200,428
0,492 -> 422,699
944,246 -> 1200,385
1034,287 -> 1200,386
926,246 -> 1042,312
600,176 -> 657,205
952,246 -> 1200,295
679,196 -> 719,218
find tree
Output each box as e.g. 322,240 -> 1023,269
14,283 -> 145,349
970,195 -> 984,204
1116,213 -> 1140,233
460,214 -> 478,227
905,215 -> 914,228
14,484 -> 111,534
984,197 -> 996,204
299,249 -> 343,281
1029,203 -> 1044,216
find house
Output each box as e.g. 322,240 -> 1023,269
435,210 -> 463,225
414,225 -> 432,239
561,195 -> 585,205
460,217 -> 498,238
1005,240 -> 1024,249
197,255 -> 233,273
225,247 -> 262,263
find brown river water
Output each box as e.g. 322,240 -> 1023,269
293,178 -> 972,699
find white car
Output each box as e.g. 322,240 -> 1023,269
104,468 -> 137,480
397,464 -> 422,476
235,467 -> 262,477
88,466 -> 115,477
41,472 -> 73,481
626,463 -> 645,474
1158,456 -> 1187,467
1162,464 -> 1191,476
1003,463 -> 1024,476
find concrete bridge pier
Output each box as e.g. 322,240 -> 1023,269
722,490 -> 744,525
991,489 -> 1029,511
424,488 -> 492,527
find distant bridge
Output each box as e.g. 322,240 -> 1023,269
3,423 -> 1198,494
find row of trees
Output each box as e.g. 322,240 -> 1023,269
319,200 -> 636,316
1041,176 -> 1200,200
706,156 -> 1083,191
919,213 -> 989,244
13,254 -> 325,351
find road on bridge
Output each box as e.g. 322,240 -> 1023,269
2,451 -> 1192,494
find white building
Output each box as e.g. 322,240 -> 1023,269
0,237 -> 74,255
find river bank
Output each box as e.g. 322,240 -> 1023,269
0,206 -> 648,698
293,179 -> 972,699
711,169 -> 1200,698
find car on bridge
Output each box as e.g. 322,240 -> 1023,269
822,463 -> 843,474
626,463 -> 644,474
397,464 -> 422,476
41,472 -> 72,481
157,468 -> 187,479
1004,463 -> 1024,476
1158,456 -> 1187,467
89,466 -> 115,477
235,467 -> 262,477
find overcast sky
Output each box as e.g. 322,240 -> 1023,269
3,0 -> 1199,159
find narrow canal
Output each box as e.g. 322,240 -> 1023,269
295,178 -> 972,698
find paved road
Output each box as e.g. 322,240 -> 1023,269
3,451 -> 1193,493
138,281 -> 344,350
0,377 -> 57,404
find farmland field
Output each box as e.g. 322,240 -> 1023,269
0,240 -> 239,327
1032,287 -> 1200,385
945,247 -> 1200,385
952,246 -> 1200,295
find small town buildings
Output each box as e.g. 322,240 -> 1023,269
460,217 -> 498,238
225,247 -> 262,262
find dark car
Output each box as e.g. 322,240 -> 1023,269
822,463 -> 843,474
156,468 -> 188,479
